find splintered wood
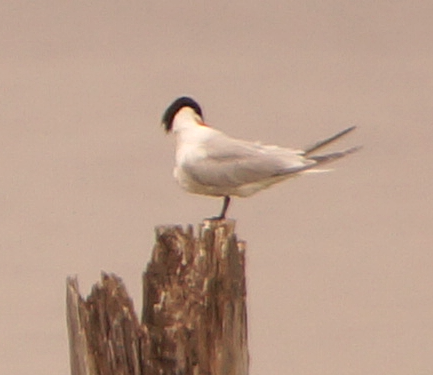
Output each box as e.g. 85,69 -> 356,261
67,220 -> 249,375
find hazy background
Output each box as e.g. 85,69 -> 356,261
1,1 -> 432,374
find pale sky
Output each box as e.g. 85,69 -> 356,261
1,1 -> 432,374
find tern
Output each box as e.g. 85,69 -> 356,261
161,96 -> 360,220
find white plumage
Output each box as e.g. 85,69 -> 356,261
162,97 -> 360,219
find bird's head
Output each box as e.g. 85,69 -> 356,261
161,96 -> 203,133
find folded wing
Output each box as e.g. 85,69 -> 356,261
183,134 -> 314,188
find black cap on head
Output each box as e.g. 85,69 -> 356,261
161,96 -> 203,132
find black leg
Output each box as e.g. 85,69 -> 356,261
208,196 -> 231,220
219,196 -> 230,219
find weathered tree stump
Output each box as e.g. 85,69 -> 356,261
67,219 -> 249,375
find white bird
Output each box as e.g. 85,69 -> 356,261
161,96 -> 360,220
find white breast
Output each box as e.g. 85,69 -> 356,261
172,108 -> 221,194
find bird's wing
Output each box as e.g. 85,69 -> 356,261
304,126 -> 357,155
183,134 -> 314,187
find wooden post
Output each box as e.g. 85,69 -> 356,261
67,220 -> 249,375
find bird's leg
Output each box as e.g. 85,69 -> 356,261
208,196 -> 231,220
219,196 -> 231,219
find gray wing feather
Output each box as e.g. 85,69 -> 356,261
304,126 -> 356,155
183,134 -> 313,188
308,146 -> 361,164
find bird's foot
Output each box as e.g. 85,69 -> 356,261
205,215 -> 226,221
